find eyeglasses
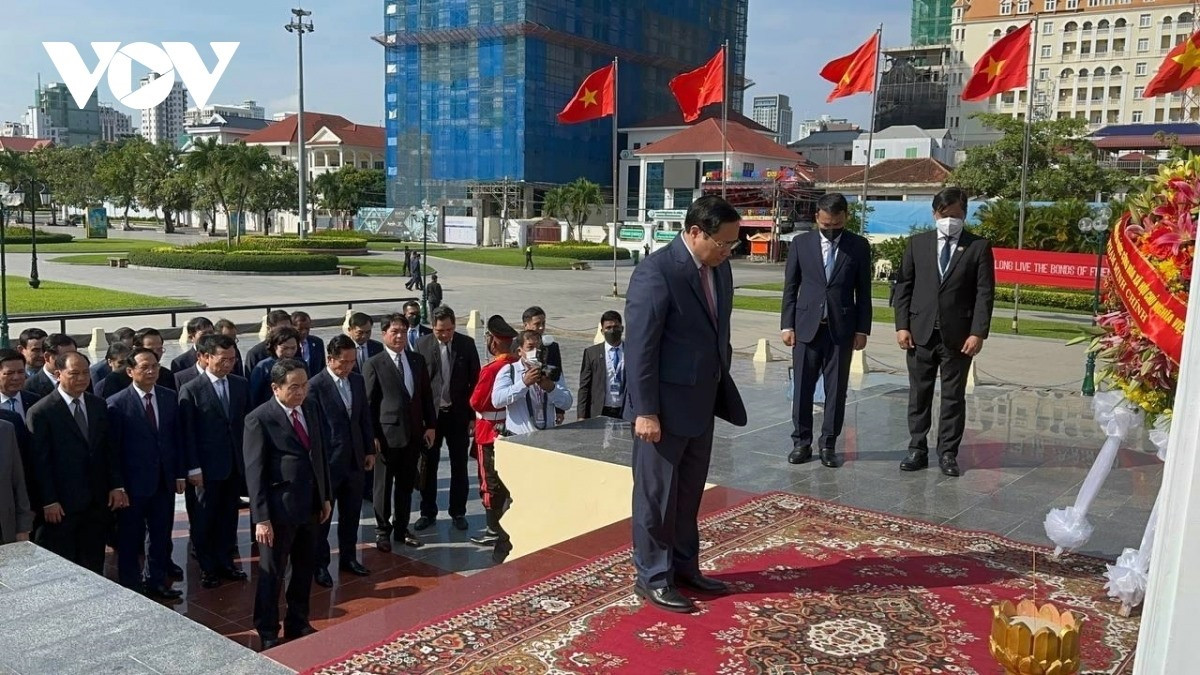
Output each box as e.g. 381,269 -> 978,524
701,231 -> 741,251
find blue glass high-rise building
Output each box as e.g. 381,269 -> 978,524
380,0 -> 748,214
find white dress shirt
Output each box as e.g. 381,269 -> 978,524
277,399 -> 308,434
132,383 -> 160,422
0,392 -> 25,417
383,346 -> 414,396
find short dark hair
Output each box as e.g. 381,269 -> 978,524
124,347 -> 159,369
105,342 -> 132,362
932,186 -> 969,213
112,327 -> 136,344
348,312 -> 374,329
816,192 -> 849,215
44,333 -> 77,354
18,328 -> 46,346
267,326 -> 302,353
402,301 -> 421,314
214,318 -> 237,333
134,328 -> 163,347
186,316 -> 214,338
380,312 -> 410,332
326,334 -> 357,357
519,329 -> 542,345
431,273 -> 438,281
198,334 -> 237,355
270,358 -> 308,386
684,195 -> 740,235
522,306 -> 546,324
600,310 -> 622,325
0,348 -> 25,367
291,310 -> 311,322
267,309 -> 292,327
430,305 -> 456,325
55,351 -> 89,371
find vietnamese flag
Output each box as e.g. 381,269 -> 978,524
820,32 -> 879,102
1142,31 -> 1200,98
962,22 -> 1032,101
557,63 -> 615,124
669,48 -> 724,122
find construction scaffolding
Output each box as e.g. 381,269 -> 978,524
911,0 -> 953,47
876,45 -> 952,132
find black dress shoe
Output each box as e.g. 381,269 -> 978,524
339,560 -> 370,576
375,535 -> 393,553
284,624 -> 317,640
402,530 -> 424,548
634,584 -> 697,613
819,448 -> 839,468
259,636 -> 281,651
413,516 -> 435,531
167,562 -> 185,579
314,567 -> 333,588
471,532 -> 499,546
900,450 -> 929,472
200,572 -> 222,589
677,573 -> 729,594
787,445 -> 812,465
452,516 -> 469,531
939,453 -> 961,477
144,585 -> 183,601
219,566 -> 248,581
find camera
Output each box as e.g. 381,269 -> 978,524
534,347 -> 560,381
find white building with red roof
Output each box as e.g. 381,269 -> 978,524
241,112 -> 385,182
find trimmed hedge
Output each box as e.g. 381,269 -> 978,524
2,227 -> 73,244
536,243 -> 631,260
190,236 -> 367,252
995,286 -> 1097,312
128,248 -> 338,273
317,230 -> 402,242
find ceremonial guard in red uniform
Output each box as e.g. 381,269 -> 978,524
468,315 -> 519,563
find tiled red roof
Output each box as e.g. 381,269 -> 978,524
816,158 -> 953,186
241,112 -> 358,144
309,123 -> 385,149
635,119 -> 804,162
0,138 -> 53,153
628,104 -> 774,133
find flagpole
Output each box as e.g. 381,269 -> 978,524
858,25 -> 883,235
722,39 -> 729,199
1013,15 -> 1039,334
611,56 -> 621,298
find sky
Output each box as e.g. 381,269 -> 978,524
0,0 -> 911,136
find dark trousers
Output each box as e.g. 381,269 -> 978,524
186,477 -> 241,574
317,468 -> 365,569
254,519 -> 316,638
117,488 -> 174,588
419,411 -> 470,519
524,255 -> 533,270
474,442 -> 512,559
631,422 -> 714,588
791,324 -> 853,449
35,505 -> 111,574
907,330 -> 973,457
600,405 -> 625,419
373,444 -> 418,535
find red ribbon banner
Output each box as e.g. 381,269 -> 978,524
1108,216 -> 1188,364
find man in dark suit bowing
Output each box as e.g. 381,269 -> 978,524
292,311 -> 326,377
577,310 -> 625,420
364,312 -> 436,551
107,347 -> 186,599
402,301 -> 432,351
346,312 -> 384,374
625,195 -> 747,613
244,358 -> 332,650
307,335 -> 375,586
24,334 -> 77,397
414,305 -> 480,532
894,186 -> 995,477
27,352 -> 128,573
780,192 -> 872,469
170,316 -> 214,374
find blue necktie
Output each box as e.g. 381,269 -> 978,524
939,237 -> 953,279
824,241 -> 836,281
408,329 -> 418,350
611,347 -> 623,390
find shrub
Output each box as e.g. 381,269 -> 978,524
317,229 -> 402,242
534,244 -> 630,260
996,286 -> 1097,312
128,248 -> 338,273
188,236 -> 366,252
2,227 -> 73,244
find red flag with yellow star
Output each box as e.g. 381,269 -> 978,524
962,22 -> 1031,101
1143,31 -> 1200,98
669,48 -> 725,123
557,64 -> 615,124
820,32 -> 879,102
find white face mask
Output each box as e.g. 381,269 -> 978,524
936,217 -> 964,238
524,349 -> 540,365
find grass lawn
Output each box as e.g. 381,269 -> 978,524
730,296 -> 1084,341
427,248 -> 576,269
4,277 -> 199,313
740,281 -> 1093,316
6,238 -> 164,254
365,242 -> 452,253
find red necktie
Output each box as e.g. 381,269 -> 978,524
144,393 -> 157,431
699,265 -> 717,321
291,409 -> 310,449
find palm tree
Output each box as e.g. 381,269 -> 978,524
185,138 -> 231,239
542,178 -> 604,241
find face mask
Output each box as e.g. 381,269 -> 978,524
524,349 -> 540,365
819,227 -> 842,241
603,328 -> 623,345
936,217 -> 964,237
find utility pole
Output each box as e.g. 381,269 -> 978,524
286,8 -> 314,239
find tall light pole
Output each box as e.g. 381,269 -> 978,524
0,183 -> 17,347
286,8 -> 314,240
1078,204 -> 1112,397
409,200 -> 436,323
8,180 -> 48,290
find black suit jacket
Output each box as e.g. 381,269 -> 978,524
244,341 -> 270,375
351,338 -> 385,374
96,371 -> 131,399
170,348 -> 198,374
405,325 -> 432,351
178,373 -> 250,481
107,385 -> 184,499
363,349 -> 436,450
157,364 -> 177,392
543,341 -> 563,373
781,230 -> 873,345
26,391 -> 122,514
415,332 -> 481,424
307,369 -> 374,479
300,335 -> 326,377
0,395 -> 37,506
577,342 -> 624,420
894,229 -> 996,352
243,399 -> 331,527
24,369 -> 55,397
173,363 -> 204,391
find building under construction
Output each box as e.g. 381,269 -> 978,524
911,0 -> 953,46
875,44 -> 952,132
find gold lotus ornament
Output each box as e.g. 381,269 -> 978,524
989,599 -> 1084,675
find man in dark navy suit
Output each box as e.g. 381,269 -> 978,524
292,311 -> 326,377
107,347 -> 186,599
346,312 -> 384,374
307,335 -> 374,586
780,192 -> 872,469
170,316 -> 214,374
624,196 -> 747,614
24,334 -> 77,397
402,301 -> 432,351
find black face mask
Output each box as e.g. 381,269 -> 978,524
819,227 -> 843,241
603,327 -> 623,345
406,315 -> 420,325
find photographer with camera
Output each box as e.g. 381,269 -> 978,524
491,331 -> 573,436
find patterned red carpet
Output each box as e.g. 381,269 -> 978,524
306,492 -> 1138,674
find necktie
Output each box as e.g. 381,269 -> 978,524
336,377 -> 352,409
144,393 -> 158,431
439,343 -> 451,406
396,354 -> 413,396
72,399 -> 87,436
824,240 -> 837,281
216,378 -> 230,414
699,265 -> 717,322
291,409 -> 310,449
940,237 -> 953,279
611,347 -> 623,391
357,344 -> 367,368
408,329 -> 418,350
6,398 -> 15,413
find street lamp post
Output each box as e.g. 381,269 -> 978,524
8,181 -> 49,290
286,8 -> 315,240
0,183 -> 19,348
409,200 -> 436,323
1078,205 -> 1112,397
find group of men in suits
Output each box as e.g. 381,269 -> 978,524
780,187 -> 995,478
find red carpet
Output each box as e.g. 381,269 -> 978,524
306,492 -> 1138,674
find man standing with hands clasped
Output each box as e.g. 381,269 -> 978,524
893,187 -> 995,477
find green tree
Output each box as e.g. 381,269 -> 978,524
31,145 -> 104,216
136,142 -> 186,232
0,151 -> 33,222
974,198 -> 1100,252
95,136 -> 153,229
542,177 -> 604,240
314,166 -> 385,229
222,143 -> 273,242
185,137 -> 232,240
246,158 -> 298,232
